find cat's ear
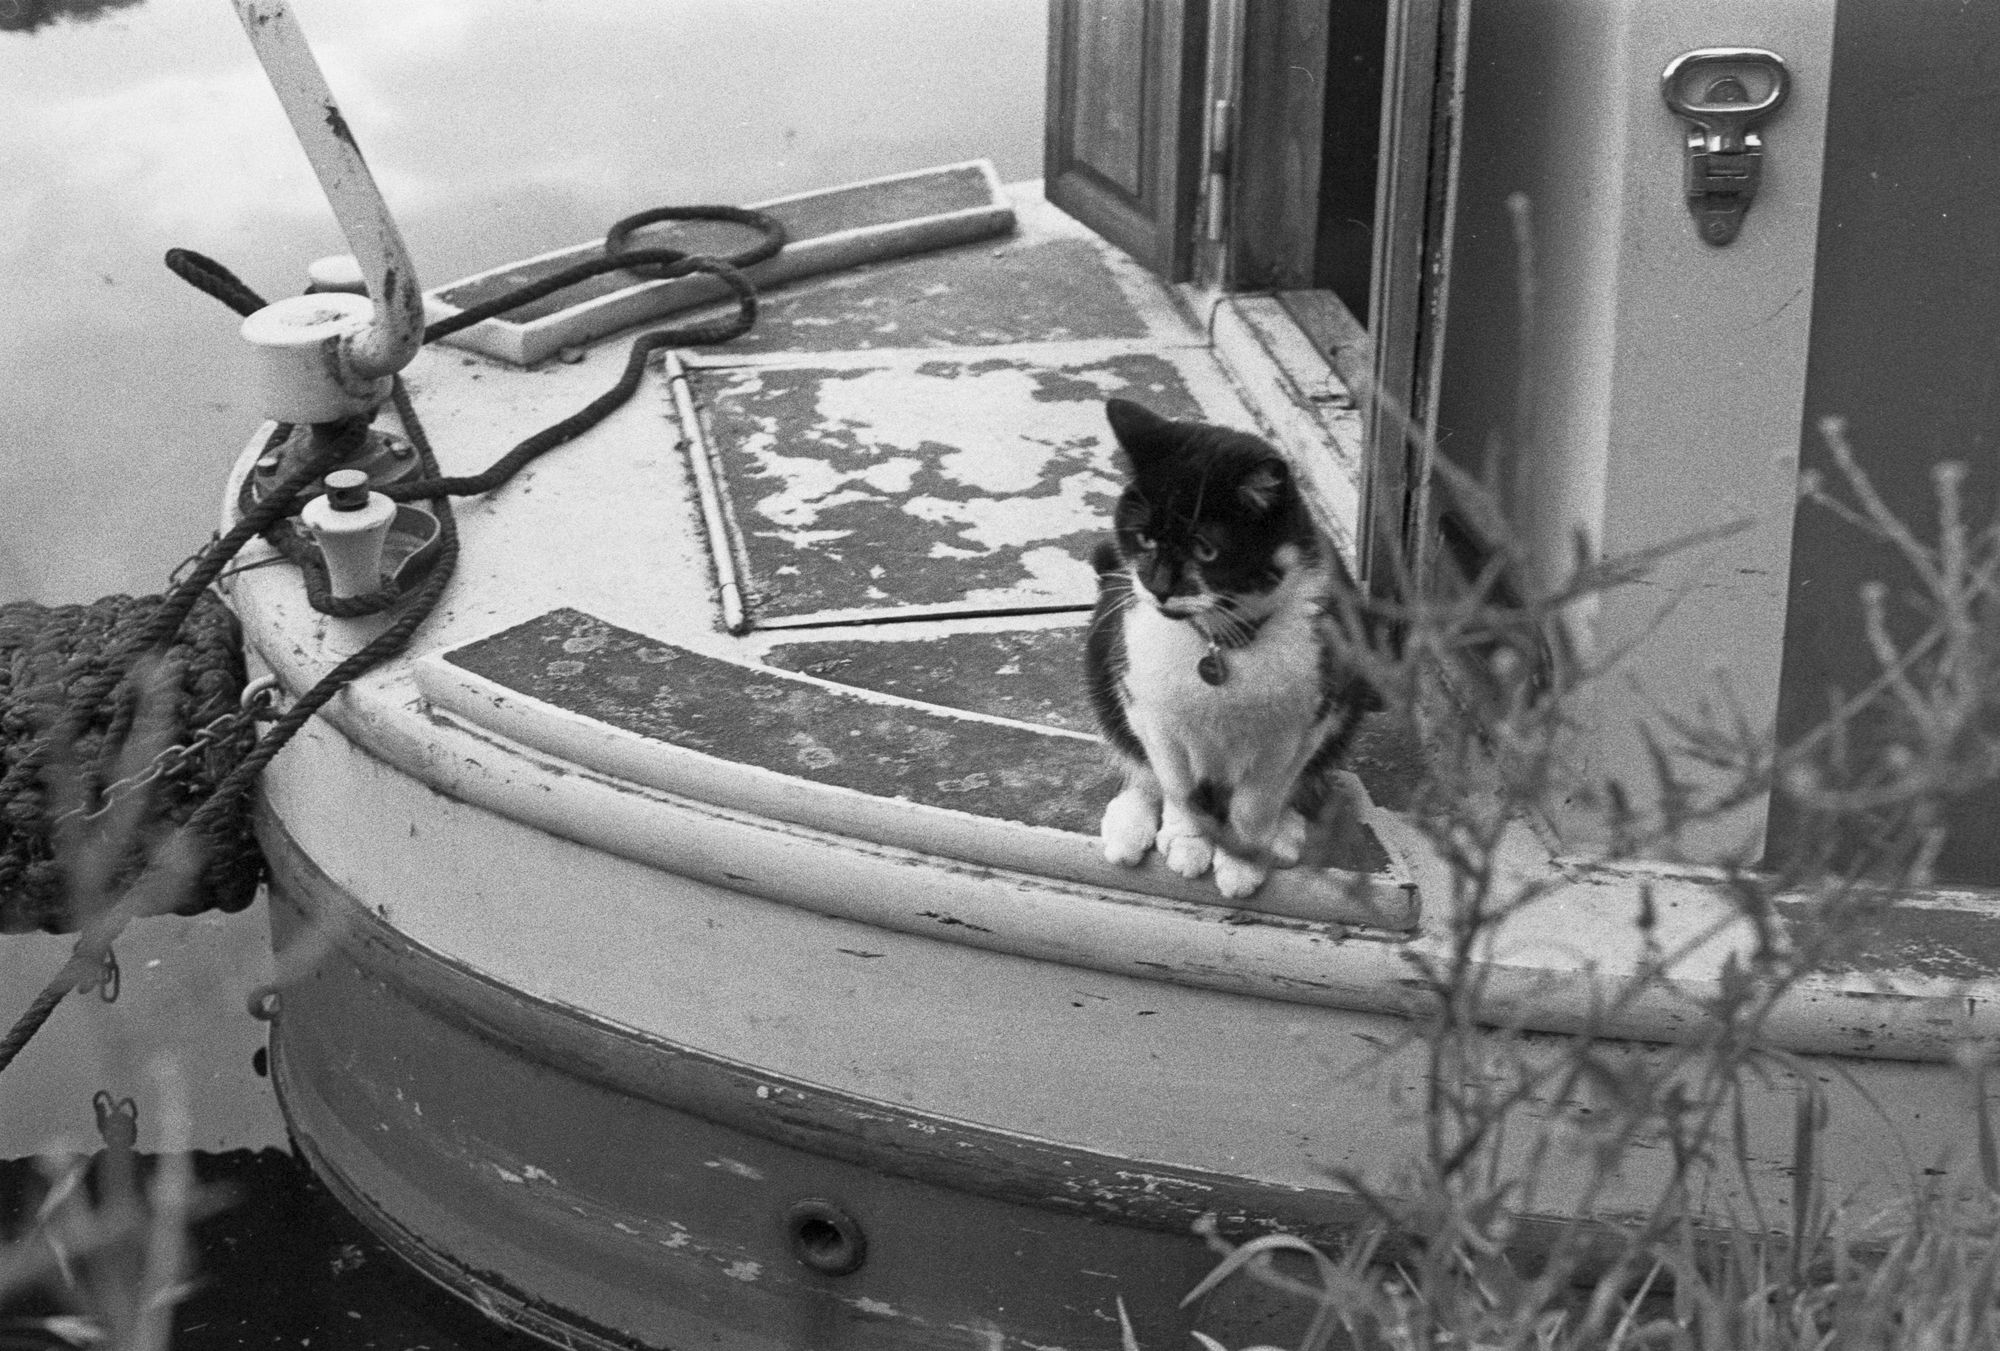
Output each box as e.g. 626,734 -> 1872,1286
1238,457 -> 1290,513
1105,398 -> 1171,457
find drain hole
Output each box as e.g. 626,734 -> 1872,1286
786,1199 -> 866,1276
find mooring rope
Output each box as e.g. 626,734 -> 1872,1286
0,206 -> 782,1076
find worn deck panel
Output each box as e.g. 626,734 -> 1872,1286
443,608 -> 1120,834
721,235 -> 1154,352
689,351 -> 1206,624
766,627 -> 1098,732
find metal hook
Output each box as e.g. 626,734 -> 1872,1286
91,1090 -> 138,1151
73,945 -> 119,1002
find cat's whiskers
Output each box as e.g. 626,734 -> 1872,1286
1198,603 -> 1264,653
1086,575 -> 1135,641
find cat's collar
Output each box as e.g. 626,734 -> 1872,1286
1192,610 -> 1269,686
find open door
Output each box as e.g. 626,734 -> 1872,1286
1043,0 -> 1207,281
1045,0 -> 1466,602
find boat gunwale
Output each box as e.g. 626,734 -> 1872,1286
245,634 -> 2000,1064
256,805 -> 1382,1246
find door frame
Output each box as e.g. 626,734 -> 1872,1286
1359,0 -> 1468,600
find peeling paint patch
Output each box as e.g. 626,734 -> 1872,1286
492,1165 -> 524,1184
722,1258 -> 762,1282
520,1164 -> 557,1184
704,1156 -> 767,1182
1778,897 -> 2000,981
848,1296 -> 900,1317
693,353 -> 1208,623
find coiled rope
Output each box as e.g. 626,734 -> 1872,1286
0,206 -> 782,1075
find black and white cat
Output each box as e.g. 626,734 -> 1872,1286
1086,398 -> 1375,898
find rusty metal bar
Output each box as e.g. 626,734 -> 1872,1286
232,0 -> 425,383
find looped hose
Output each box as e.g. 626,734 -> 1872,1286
389,257 -> 759,505
602,204 -> 786,277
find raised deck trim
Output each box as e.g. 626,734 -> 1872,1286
426,161 -> 1015,366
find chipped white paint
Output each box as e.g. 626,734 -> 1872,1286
703,1156 -> 766,1182
968,1320 -> 1008,1351
729,361 -> 1122,562
957,544 -> 1097,609
722,1258 -> 762,1283
849,1296 -> 900,1317
521,1164 -> 557,1184
492,1164 -> 524,1184
1111,1169 -> 1214,1197
903,477 -> 1110,554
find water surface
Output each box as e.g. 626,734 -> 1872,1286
1,0 -> 1047,603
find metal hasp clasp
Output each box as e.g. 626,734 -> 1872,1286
1662,48 -> 1790,246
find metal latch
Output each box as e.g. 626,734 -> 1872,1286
1662,48 -> 1790,246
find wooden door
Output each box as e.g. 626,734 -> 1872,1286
1043,0 -> 1206,281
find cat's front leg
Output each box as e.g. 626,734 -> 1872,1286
1155,796 -> 1216,879
1129,747 -> 1216,879
1209,784 -> 1300,898
1210,849 -> 1268,899
1100,774 -> 1162,867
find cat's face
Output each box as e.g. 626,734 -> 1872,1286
1103,398 -> 1316,620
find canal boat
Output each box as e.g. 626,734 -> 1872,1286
214,1 -> 2000,1347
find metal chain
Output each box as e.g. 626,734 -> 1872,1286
50,678 -> 279,831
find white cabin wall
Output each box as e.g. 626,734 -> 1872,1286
1437,0 -> 1836,859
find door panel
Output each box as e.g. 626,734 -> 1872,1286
1044,0 -> 1205,280
1769,0 -> 2000,884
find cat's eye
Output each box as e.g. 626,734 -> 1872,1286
1191,537 -> 1219,563
1133,532 -> 1156,551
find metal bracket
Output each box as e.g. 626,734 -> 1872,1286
1662,48 -> 1790,246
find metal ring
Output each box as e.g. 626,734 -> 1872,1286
241,674 -> 281,714
247,985 -> 281,1021
784,1199 -> 867,1277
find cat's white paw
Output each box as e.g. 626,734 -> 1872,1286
1265,810 -> 1310,868
1159,828 -> 1215,879
1100,787 -> 1159,866
1212,849 -> 1269,899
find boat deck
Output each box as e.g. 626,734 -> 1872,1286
229,180 -> 1466,1232
404,179 -> 1424,929
228,181 -> 2000,1312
